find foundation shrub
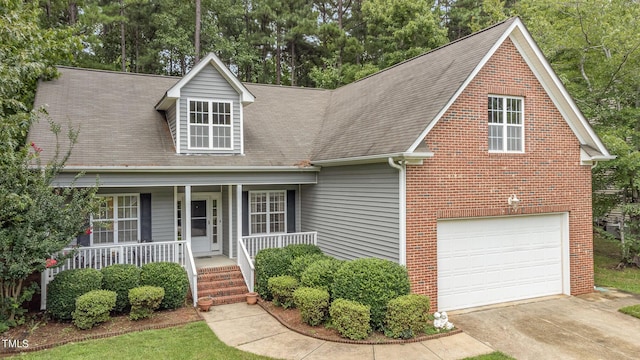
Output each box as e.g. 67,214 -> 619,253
288,253 -> 328,280
292,287 -> 330,326
101,264 -> 141,313
267,275 -> 298,309
329,298 -> 371,340
140,262 -> 188,310
255,248 -> 292,300
47,268 -> 103,320
332,258 -> 410,331
129,286 -> 164,320
72,290 -> 117,330
384,294 -> 431,339
300,258 -> 344,299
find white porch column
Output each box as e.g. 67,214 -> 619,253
228,185 -> 233,259
236,184 -> 242,260
185,185 -> 192,246
173,186 -> 178,241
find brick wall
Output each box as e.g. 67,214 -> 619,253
406,38 -> 594,311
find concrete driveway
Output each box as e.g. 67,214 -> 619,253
452,289 -> 640,360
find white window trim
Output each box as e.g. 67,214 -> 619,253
488,95 -> 525,153
90,194 -> 141,245
248,190 -> 287,235
187,97 -> 234,151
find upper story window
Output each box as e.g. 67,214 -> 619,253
188,99 -> 232,150
249,191 -> 286,235
488,96 -> 524,152
91,194 -> 140,245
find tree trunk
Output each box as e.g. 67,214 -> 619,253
291,41 -> 296,86
195,0 -> 201,63
69,2 -> 77,25
120,0 -> 126,72
276,28 -> 282,85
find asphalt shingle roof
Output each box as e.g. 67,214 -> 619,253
30,18 -> 517,168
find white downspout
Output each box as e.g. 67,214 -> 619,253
388,158 -> 407,266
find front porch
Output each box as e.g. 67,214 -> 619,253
41,231 -> 317,310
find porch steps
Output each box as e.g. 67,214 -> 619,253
197,265 -> 249,306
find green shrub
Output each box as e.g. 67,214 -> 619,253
300,258 -> 344,298
332,258 -> 410,331
289,253 -> 327,280
267,275 -> 298,309
293,287 -> 330,326
329,298 -> 371,340
129,286 -> 165,320
255,248 -> 293,300
140,262 -> 188,310
72,290 -> 117,330
283,244 -> 323,259
384,294 -> 431,339
101,264 -> 141,313
47,268 -> 103,320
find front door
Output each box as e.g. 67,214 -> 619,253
182,193 -> 222,256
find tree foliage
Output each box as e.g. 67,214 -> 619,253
0,0 -> 99,328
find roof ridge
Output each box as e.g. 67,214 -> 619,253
346,17 -> 518,86
56,65 -> 181,80
243,82 -> 329,92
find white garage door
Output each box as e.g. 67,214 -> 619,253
437,214 -> 567,311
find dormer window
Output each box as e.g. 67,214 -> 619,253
188,99 -> 233,150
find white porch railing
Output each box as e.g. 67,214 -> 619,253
184,241 -> 198,307
40,241 -> 196,310
238,232 -> 318,292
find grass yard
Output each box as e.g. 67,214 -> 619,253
619,304 -> 640,319
8,322 -> 278,360
463,352 -> 515,360
593,232 -> 640,294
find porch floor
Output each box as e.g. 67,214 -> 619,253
194,255 -> 236,269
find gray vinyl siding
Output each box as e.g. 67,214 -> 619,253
180,65 -> 241,154
166,102 -> 177,148
301,163 -> 400,262
97,187 -> 174,243
54,171 -> 318,187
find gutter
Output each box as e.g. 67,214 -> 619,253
313,152 -> 434,167
388,158 -> 407,266
52,165 -> 321,173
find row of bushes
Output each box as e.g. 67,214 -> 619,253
256,244 -> 429,340
47,262 -> 188,321
72,286 -> 165,329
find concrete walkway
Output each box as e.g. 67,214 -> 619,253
201,303 -> 494,360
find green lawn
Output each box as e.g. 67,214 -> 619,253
593,232 -> 640,294
464,352 -> 516,360
9,322 -> 278,360
619,304 -> 640,319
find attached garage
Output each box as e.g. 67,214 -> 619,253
437,213 -> 569,311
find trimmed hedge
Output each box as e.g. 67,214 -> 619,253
293,287 -> 329,326
288,253 -> 327,280
72,290 -> 117,330
255,248 -> 292,300
267,275 -> 298,309
129,286 -> 165,320
332,258 -> 410,331
101,264 -> 141,313
284,244 -> 323,259
140,262 -> 188,310
384,294 -> 431,339
329,299 -> 371,340
47,268 -> 103,320
300,258 -> 344,298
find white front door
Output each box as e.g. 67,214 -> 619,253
183,193 -> 222,256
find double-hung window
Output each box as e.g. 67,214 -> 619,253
488,96 -> 524,152
91,195 -> 140,245
249,191 -> 286,235
188,99 -> 232,150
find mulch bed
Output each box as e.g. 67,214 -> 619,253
1,307 -> 202,357
259,300 -> 461,344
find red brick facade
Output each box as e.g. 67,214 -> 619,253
405,38 -> 594,311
